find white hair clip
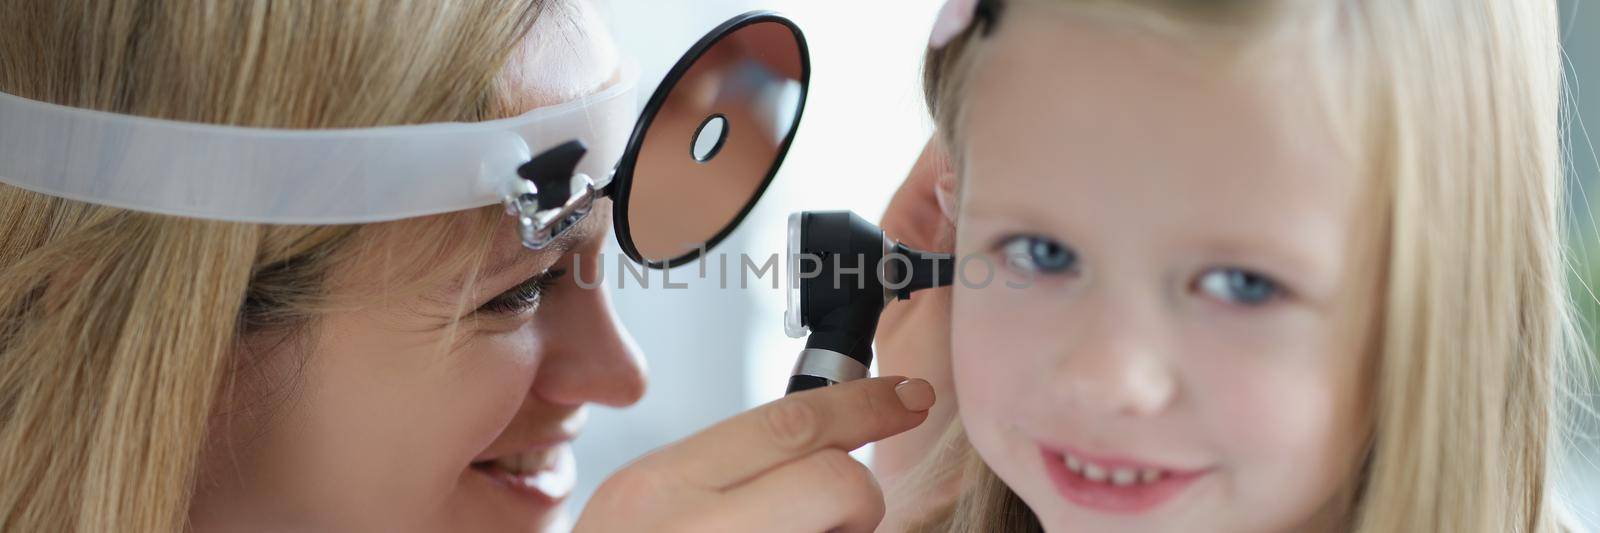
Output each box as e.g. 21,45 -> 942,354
930,0 -> 1004,49
930,0 -> 980,49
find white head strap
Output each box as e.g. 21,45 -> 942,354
0,62 -> 639,226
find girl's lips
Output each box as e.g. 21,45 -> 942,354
1038,445 -> 1210,514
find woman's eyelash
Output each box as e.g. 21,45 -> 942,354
477,268 -> 569,316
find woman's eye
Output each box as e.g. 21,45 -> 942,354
1196,268 -> 1281,306
477,268 -> 568,316
999,235 -> 1078,275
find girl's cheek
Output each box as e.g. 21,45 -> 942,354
950,288 -> 1003,400
1182,332 -> 1361,488
1180,315 -> 1341,430
951,284 -> 1060,410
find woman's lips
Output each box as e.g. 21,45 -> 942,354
472,443 -> 579,505
1038,445 -> 1209,514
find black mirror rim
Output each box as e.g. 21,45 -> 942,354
611,10 -> 812,270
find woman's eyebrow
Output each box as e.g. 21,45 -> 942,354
418,229 -> 579,312
481,233 -> 573,282
479,209 -> 603,282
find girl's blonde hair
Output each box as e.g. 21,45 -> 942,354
914,0 -> 1588,531
0,1 -> 557,530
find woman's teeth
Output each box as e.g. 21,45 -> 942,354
1063,452 -> 1164,486
489,448 -> 555,477
475,445 -> 579,500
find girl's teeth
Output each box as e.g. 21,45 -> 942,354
1083,463 -> 1107,482
1061,452 -> 1170,486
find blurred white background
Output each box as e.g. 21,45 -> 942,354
573,0 -> 1600,529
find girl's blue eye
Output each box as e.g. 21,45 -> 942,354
1197,268 -> 1280,306
1000,235 -> 1078,275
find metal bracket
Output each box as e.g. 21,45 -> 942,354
503,140 -> 599,250
504,173 -> 596,250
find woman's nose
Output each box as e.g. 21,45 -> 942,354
530,286 -> 648,408
1053,298 -> 1178,418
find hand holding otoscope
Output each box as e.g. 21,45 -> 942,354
782,211 -> 955,394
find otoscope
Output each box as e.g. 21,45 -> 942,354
782,211 -> 954,394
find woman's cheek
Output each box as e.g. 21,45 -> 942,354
446,328 -> 548,470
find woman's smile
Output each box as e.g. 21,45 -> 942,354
467,442 -> 580,514
469,411 -> 586,509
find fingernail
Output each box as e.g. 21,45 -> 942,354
895,379 -> 936,412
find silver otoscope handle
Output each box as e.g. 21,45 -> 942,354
788,348 -> 871,393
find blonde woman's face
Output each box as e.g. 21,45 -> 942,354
950,9 -> 1380,532
190,2 -> 644,532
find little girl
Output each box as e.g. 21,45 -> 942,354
875,0 -> 1589,531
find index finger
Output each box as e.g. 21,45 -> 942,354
638,377 -> 934,491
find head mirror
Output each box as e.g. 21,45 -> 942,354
612,12 -> 810,268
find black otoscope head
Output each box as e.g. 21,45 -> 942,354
783,211 -> 953,394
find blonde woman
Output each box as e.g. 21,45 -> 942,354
875,0 -> 1590,531
0,1 -> 941,532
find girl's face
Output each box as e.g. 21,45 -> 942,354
190,3 -> 644,532
950,8 -> 1381,533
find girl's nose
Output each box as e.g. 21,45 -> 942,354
530,285 -> 648,408
1053,297 -> 1178,418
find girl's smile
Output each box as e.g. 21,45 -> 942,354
1038,443 -> 1214,514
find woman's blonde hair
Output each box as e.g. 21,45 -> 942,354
913,0 -> 1588,531
0,1 -> 559,530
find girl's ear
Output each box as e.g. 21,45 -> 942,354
934,162 -> 958,225
882,136 -> 957,253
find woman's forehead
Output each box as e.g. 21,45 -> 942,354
497,0 -> 620,115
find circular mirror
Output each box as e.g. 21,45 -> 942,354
612,12 -> 810,268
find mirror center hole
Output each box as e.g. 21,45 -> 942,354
692,114 -> 729,163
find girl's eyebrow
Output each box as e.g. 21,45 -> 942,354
1200,238 -> 1327,280
957,202 -> 1064,231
